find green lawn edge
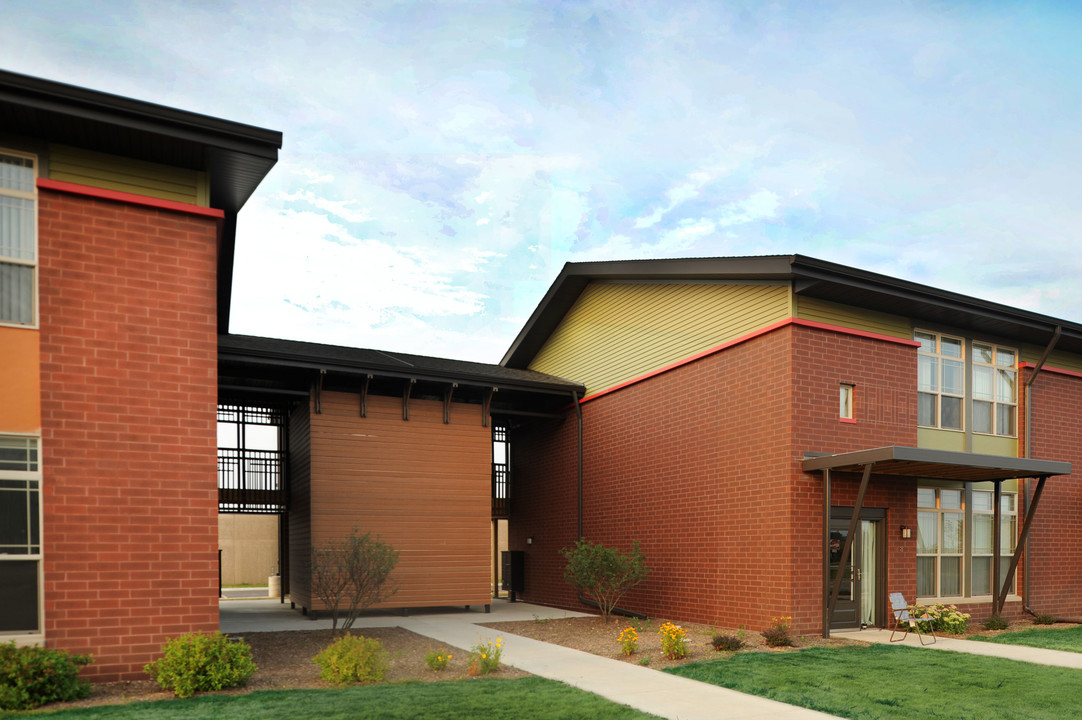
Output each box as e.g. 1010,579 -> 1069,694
666,644 -> 1082,720
968,624 -> 1082,653
14,676 -> 661,720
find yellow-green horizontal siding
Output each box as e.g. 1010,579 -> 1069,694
48,144 -> 208,206
528,281 -> 790,396
796,296 -> 912,339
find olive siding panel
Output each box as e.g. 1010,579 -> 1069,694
1031,347 -> 1082,375
306,391 -> 492,609
287,403 -> 313,610
48,145 -> 207,206
528,282 -> 791,396
795,296 -> 912,339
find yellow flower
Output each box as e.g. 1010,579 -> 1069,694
481,653 -> 487,659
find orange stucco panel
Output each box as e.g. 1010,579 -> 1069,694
0,326 -> 41,432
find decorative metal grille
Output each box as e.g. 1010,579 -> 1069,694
218,404 -> 287,513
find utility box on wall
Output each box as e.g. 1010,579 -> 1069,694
501,550 -> 524,602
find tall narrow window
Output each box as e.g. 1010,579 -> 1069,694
840,384 -> 855,422
917,487 -> 963,598
972,344 -> 1017,437
0,435 -> 41,635
915,331 -> 964,430
971,490 -> 1017,596
0,151 -> 37,326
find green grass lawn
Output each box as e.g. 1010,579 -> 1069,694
667,644 -> 1082,720
969,624 -> 1082,653
20,677 -> 660,720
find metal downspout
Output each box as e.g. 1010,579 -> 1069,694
1023,326 -> 1061,618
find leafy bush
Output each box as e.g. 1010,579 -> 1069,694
313,634 -> 389,685
144,631 -> 256,699
425,649 -> 451,672
762,616 -> 794,647
561,539 -> 650,623
617,627 -> 638,656
658,622 -> 688,659
982,615 -> 1009,631
0,642 -> 92,710
711,634 -> 745,652
310,531 -> 399,633
909,603 -> 970,634
1033,614 -> 1056,625
468,637 -> 503,676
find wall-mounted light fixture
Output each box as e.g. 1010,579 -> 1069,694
900,526 -> 912,539
526,537 -> 533,545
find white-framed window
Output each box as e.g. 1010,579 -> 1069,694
917,484 -> 1018,601
0,435 -> 42,637
915,331 -> 964,430
971,489 -> 1017,596
917,487 -> 964,597
840,383 -> 855,422
972,343 -> 1017,437
0,149 -> 37,326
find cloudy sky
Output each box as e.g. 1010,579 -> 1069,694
5,1 -> 1082,362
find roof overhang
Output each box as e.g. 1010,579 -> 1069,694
803,446 -> 1070,483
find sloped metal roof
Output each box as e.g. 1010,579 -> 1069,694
803,446 -> 1070,482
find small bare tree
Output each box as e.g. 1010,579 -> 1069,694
310,531 -> 399,633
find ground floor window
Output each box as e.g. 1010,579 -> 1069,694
0,435 -> 41,634
917,482 -> 1017,600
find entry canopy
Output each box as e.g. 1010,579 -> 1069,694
803,445 -> 1070,483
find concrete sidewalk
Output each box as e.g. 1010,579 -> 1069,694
835,627 -> 1082,669
221,599 -> 841,720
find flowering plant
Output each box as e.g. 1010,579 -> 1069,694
908,603 -> 970,634
617,627 -> 639,656
762,616 -> 793,647
657,622 -> 687,659
424,649 -> 451,671
468,637 -> 502,676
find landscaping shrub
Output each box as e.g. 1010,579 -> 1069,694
982,615 -> 1009,631
0,641 -> 92,710
1033,614 -> 1056,625
658,622 -> 688,659
468,637 -> 503,676
310,530 -> 399,633
425,649 -> 452,672
560,539 -> 650,623
762,616 -> 794,648
909,603 -> 970,634
617,627 -> 639,656
144,631 -> 256,699
711,634 -> 745,652
314,634 -> 389,685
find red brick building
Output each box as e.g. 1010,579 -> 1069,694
500,257 -> 1078,635
0,70 -> 281,680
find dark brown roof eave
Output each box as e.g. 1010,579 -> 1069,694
803,446 -> 1071,483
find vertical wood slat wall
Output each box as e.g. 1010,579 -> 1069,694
293,390 -> 493,611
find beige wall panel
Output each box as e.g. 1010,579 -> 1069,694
218,514 -> 279,586
48,144 -> 206,205
307,391 -> 492,609
796,296 -> 912,339
528,282 -> 790,396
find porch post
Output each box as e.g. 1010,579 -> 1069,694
822,468 -> 831,638
997,477 -> 1046,613
825,463 -> 873,635
992,480 -> 1002,615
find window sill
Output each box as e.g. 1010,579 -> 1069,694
840,417 -> 857,424
916,594 -> 1021,605
1,632 -> 44,648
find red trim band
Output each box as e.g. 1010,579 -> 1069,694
37,178 -> 225,220
580,318 -> 918,405
1019,362 -> 1082,380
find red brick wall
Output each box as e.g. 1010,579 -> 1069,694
511,323 -> 920,634
37,190 -> 220,681
1022,368 -> 1082,618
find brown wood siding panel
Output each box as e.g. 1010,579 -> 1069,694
48,144 -> 206,206
796,296 -> 912,339
307,391 -> 492,608
287,403 -> 312,610
528,282 -> 791,396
